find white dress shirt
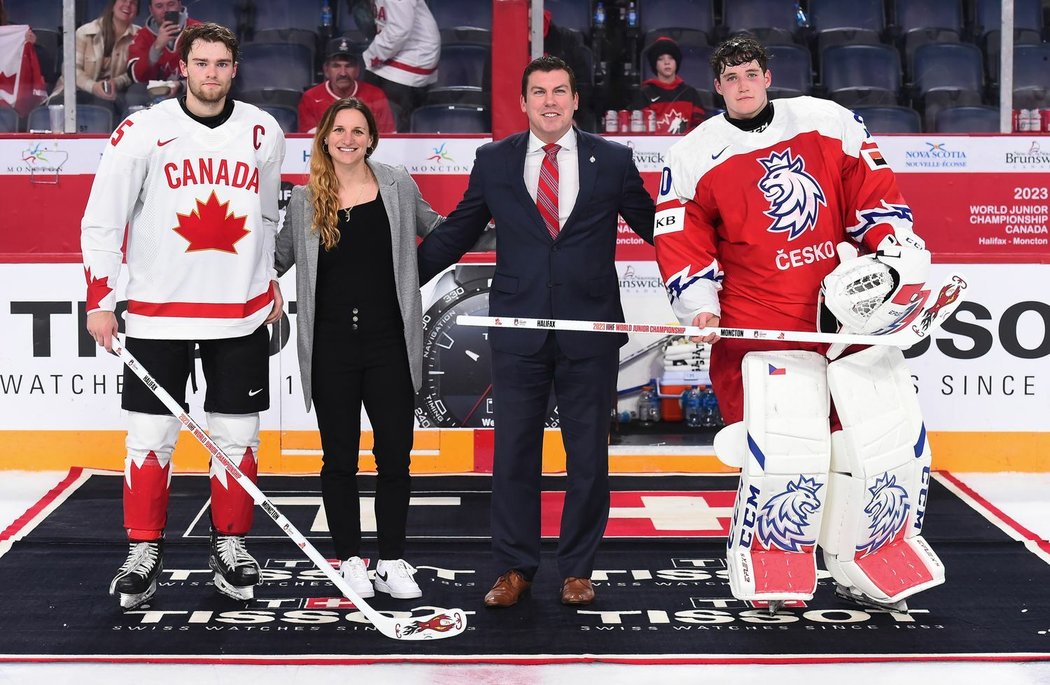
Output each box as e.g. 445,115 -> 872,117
524,128 -> 579,230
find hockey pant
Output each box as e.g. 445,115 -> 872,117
716,347 -> 944,603
123,411 -> 259,540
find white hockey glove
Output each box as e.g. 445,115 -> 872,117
819,234 -> 931,336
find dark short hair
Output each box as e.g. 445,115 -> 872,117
521,55 -> 576,97
710,34 -> 768,79
179,22 -> 239,65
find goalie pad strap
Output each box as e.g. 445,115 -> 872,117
820,346 -> 945,602
726,351 -> 831,601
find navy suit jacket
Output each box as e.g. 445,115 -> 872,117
418,129 -> 656,359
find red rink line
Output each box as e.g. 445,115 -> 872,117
0,466 -> 84,544
1,653 -> 1049,665
938,471 -> 1050,556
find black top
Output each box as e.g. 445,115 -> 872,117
314,194 -> 403,337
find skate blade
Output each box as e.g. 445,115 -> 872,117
118,581 -> 157,611
766,600 -> 785,616
213,572 -> 255,601
834,584 -> 909,613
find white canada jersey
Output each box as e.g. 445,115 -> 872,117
362,0 -> 440,88
82,98 -> 286,340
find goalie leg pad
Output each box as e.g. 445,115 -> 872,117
726,351 -> 832,602
207,412 -> 260,535
124,411 -> 179,540
821,346 -> 945,604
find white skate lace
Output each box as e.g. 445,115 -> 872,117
109,541 -> 159,591
216,535 -> 259,572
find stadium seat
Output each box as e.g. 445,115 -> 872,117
191,3 -> 243,33
545,0 -> 592,33
251,0 -> 326,33
641,0 -> 715,45
854,105 -> 922,133
807,0 -> 885,74
409,104 -> 489,133
428,0 -> 491,30
258,105 -> 297,134
911,42 -> 984,130
723,0 -> 801,45
668,44 -> 714,92
27,104 -> 113,133
766,43 -> 813,98
1011,43 -> 1050,109
934,105 -> 999,132
440,27 -> 492,46
425,86 -> 488,107
973,0 -> 1042,83
0,107 -> 18,133
821,44 -> 902,107
435,44 -> 489,89
239,88 -> 303,110
4,0 -> 62,30
891,0 -> 965,76
236,43 -> 313,94
250,28 -> 318,68
33,29 -> 61,88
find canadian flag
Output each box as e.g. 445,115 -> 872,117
0,24 -> 47,117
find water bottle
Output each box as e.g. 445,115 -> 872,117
701,387 -> 721,428
627,1 -> 638,29
594,1 -> 606,28
794,2 -> 810,28
638,385 -> 661,426
682,387 -> 703,428
320,2 -> 332,33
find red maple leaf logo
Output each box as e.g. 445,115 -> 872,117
0,71 -> 14,97
172,191 -> 249,253
84,267 -> 113,311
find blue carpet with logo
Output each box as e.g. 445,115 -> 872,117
0,470 -> 1047,663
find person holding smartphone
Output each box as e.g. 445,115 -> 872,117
126,0 -> 200,99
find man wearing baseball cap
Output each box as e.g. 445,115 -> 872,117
298,37 -> 396,133
634,36 -> 706,135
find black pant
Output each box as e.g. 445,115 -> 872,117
363,70 -> 425,132
311,329 -> 414,560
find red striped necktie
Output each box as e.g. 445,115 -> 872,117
536,143 -> 561,239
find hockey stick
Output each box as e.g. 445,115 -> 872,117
458,273 -> 968,349
112,336 -> 467,641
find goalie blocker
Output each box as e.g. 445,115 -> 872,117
717,347 -> 944,608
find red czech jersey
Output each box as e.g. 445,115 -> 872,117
653,96 -> 915,333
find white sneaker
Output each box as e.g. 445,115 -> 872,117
374,558 -> 422,599
339,556 -> 374,598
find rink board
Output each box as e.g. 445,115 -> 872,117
0,470 -> 1047,664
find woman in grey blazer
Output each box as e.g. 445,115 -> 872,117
275,98 -> 442,601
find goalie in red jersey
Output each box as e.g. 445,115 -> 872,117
653,35 -> 944,612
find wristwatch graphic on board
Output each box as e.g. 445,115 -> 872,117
415,263 -> 559,428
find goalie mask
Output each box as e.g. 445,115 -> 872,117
819,235 -> 932,336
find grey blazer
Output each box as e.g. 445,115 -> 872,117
275,160 -> 443,410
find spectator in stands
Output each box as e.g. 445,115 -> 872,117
299,38 -> 395,134
361,0 -> 440,132
543,10 -> 595,130
634,36 -> 705,135
126,0 -> 200,100
49,0 -> 140,112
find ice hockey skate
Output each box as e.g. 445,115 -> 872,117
209,532 -> 260,601
109,540 -> 163,610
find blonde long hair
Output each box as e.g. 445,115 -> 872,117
309,98 -> 380,251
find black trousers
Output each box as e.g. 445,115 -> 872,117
490,333 -> 618,580
311,328 -> 414,560
363,70 -> 425,132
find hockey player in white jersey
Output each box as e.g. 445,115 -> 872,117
82,22 -> 286,609
653,35 -> 944,612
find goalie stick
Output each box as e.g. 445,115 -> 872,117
113,336 -> 467,641
458,273 -> 967,349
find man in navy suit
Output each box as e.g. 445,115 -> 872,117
418,56 -> 655,607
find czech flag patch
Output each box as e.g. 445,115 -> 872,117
768,364 -> 786,376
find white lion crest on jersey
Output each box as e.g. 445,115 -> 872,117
857,473 -> 910,556
758,149 -> 827,241
757,475 -> 824,552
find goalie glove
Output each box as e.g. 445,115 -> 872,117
819,234 -> 932,336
